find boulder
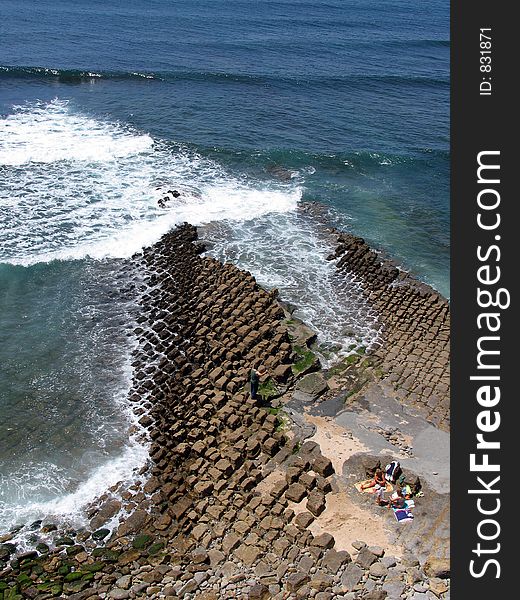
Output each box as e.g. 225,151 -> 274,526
423,557 -> 450,579
340,563 -> 364,592
292,372 -> 328,403
306,490 -> 326,516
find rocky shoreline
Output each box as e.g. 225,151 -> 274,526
1,223 -> 450,600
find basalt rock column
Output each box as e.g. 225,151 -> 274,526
332,232 -> 450,431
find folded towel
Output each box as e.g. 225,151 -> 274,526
393,508 -> 414,523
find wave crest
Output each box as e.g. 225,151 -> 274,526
0,99 -> 300,266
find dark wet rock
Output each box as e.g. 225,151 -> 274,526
35,543 -> 50,554
293,372 -> 328,403
90,499 -> 122,531
17,550 -> 38,561
0,544 -> 15,560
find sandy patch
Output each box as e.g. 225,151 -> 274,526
287,498 -> 309,516
304,413 -> 368,475
299,413 -> 403,557
308,484 -> 403,558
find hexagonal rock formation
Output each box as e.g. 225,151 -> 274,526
331,232 -> 450,431
0,224 -> 450,599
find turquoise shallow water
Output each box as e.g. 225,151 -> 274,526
0,0 -> 449,532
0,259 -> 147,530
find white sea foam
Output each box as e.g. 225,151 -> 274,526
0,99 -> 153,166
0,99 -> 300,266
0,441 -> 149,547
203,212 -> 383,365
0,302 -> 148,536
0,99 -> 380,538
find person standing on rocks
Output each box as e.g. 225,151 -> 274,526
250,364 -> 267,401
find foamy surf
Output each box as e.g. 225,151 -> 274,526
0,99 -> 153,166
0,441 -> 149,548
0,99 -> 300,266
0,98 -> 381,542
0,250 -> 152,542
202,211 -> 383,366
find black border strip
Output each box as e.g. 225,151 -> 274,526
451,1 -> 513,596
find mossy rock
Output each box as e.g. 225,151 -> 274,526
146,541 -> 165,556
31,564 -> 44,577
63,571 -> 83,582
101,549 -> 120,562
92,546 -> 121,562
50,583 -> 63,596
291,345 -> 319,376
3,587 -> 22,600
258,378 -> 279,401
83,561 -> 105,573
15,574 -> 31,589
63,580 -> 89,594
275,411 -> 290,433
65,545 -> 84,557
54,536 -> 74,546
345,354 -> 360,365
326,362 -> 349,377
132,534 -> 153,550
57,564 -> 71,575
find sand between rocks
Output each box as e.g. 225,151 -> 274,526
304,413 -> 368,474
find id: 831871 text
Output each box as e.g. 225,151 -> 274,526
479,28 -> 492,96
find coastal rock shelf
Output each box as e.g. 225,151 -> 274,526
331,233 -> 450,431
0,224 -> 450,599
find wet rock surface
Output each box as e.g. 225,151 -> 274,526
0,223 -> 450,599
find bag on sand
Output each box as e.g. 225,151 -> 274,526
385,460 -> 402,484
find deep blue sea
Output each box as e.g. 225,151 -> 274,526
0,0 -> 449,537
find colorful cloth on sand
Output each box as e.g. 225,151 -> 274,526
393,508 -> 414,523
355,479 -> 393,494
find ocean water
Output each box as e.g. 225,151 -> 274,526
0,0 -> 449,535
